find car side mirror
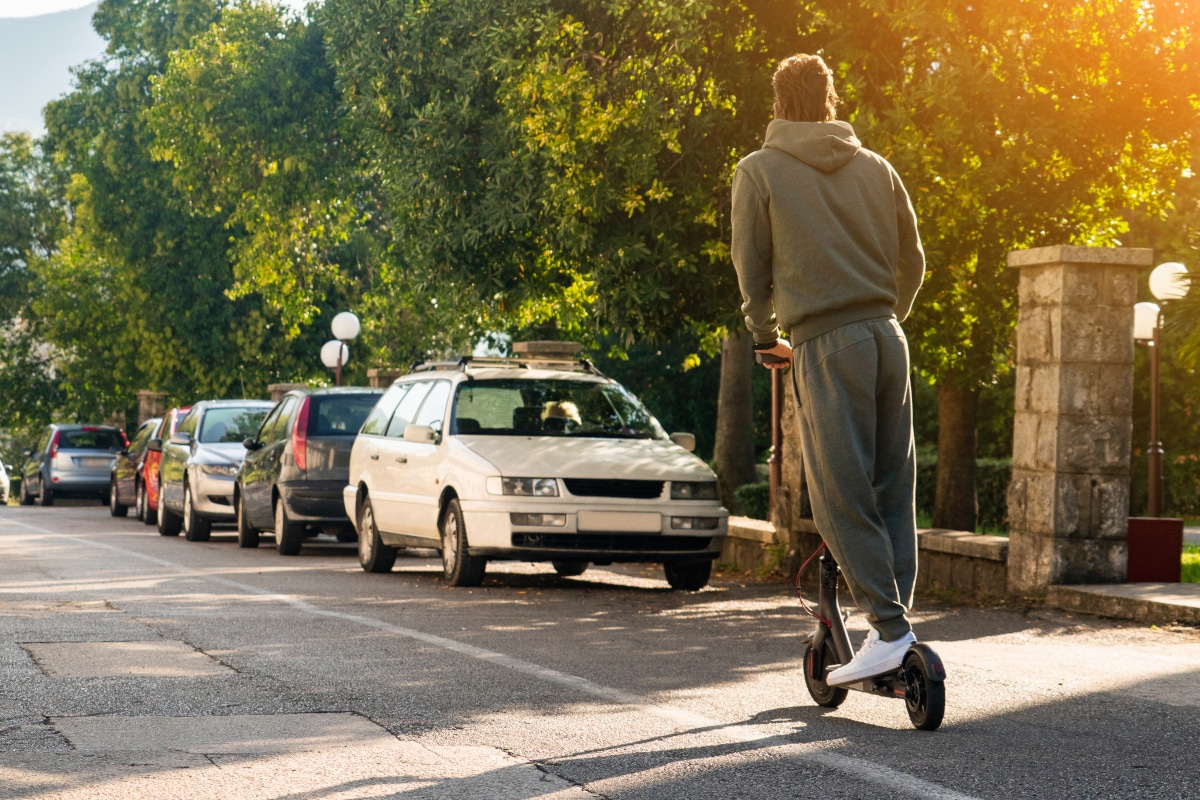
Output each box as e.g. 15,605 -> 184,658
146,438 -> 162,453
243,437 -> 262,451
169,431 -> 191,446
669,432 -> 696,452
403,424 -> 437,444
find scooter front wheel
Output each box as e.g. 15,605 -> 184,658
902,646 -> 946,731
803,639 -> 849,708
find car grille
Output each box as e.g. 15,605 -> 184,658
562,479 -> 664,499
511,533 -> 711,552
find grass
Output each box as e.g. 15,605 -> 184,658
1183,545 -> 1200,584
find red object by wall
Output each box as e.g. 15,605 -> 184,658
1126,518 -> 1183,583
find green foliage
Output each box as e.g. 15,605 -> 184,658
734,481 -> 770,521
916,455 -> 1011,534
324,0 -> 772,349
148,3 -> 375,334
803,0 -> 1199,390
1183,545 -> 1200,584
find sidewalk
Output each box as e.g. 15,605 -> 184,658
1051,582 -> 1200,626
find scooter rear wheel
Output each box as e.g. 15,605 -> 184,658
902,650 -> 945,731
803,639 -> 849,708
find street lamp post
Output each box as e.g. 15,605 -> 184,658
1133,262 -> 1190,517
323,311 -> 361,387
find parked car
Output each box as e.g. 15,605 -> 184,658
236,387 -> 383,553
157,400 -> 273,540
0,461 -> 10,505
142,406 -> 190,526
344,350 -> 728,589
109,418 -> 161,518
19,424 -> 127,506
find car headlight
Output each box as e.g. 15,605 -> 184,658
510,513 -> 567,527
671,481 -> 718,500
671,516 -> 720,530
199,463 -> 238,477
502,477 -> 559,497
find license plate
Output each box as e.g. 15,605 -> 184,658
577,511 -> 662,533
77,458 -> 112,468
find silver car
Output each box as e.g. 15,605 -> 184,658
156,400 -> 272,540
1,461 -> 11,505
19,424 -> 127,506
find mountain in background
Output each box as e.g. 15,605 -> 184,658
1,3 -> 105,136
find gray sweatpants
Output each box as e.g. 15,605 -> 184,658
791,316 -> 917,641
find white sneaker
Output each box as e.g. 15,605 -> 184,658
825,629 -> 916,686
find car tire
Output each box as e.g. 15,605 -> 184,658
275,499 -> 302,555
138,481 -> 156,526
38,479 -> 53,507
440,498 -> 485,587
552,561 -> 589,577
182,481 -> 211,542
357,495 -> 396,573
134,480 -> 145,522
335,526 -> 358,543
157,489 -> 182,536
236,490 -> 259,548
663,559 -> 713,591
109,478 -> 128,517
19,479 -> 34,506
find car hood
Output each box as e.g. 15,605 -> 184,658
191,442 -> 248,466
459,436 -> 715,480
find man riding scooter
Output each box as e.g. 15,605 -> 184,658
731,53 -> 926,686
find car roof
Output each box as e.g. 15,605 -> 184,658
50,423 -> 122,431
190,399 -> 274,409
285,386 -> 386,397
395,367 -> 611,385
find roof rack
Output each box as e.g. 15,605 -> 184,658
406,342 -> 607,378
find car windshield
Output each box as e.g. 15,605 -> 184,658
452,379 -> 666,440
58,429 -> 124,451
198,407 -> 270,444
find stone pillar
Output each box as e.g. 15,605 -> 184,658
367,368 -> 405,389
136,390 -> 167,425
268,383 -> 308,402
1006,245 -> 1152,592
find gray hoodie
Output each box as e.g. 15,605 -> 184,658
731,119 -> 925,344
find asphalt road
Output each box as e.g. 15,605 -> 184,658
2,503 -> 1198,799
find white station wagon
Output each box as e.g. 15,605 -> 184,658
344,344 -> 728,589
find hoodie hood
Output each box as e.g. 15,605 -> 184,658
763,119 -> 861,173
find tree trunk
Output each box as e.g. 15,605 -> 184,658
933,379 -> 979,531
714,330 -> 757,513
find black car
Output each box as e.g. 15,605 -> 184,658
109,417 -> 161,519
235,387 -> 383,554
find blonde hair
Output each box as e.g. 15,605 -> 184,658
772,53 -> 839,122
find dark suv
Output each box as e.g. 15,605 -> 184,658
20,424 -> 127,506
236,387 -> 382,553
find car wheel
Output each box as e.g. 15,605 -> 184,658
38,479 -> 53,507
440,498 -> 485,587
663,559 -> 713,591
19,479 -> 34,506
275,499 -> 302,555
357,495 -> 396,573
236,490 -> 259,548
182,481 -> 211,542
133,480 -> 145,522
335,526 -> 358,543
109,478 -> 129,517
138,481 -> 156,526
552,561 -> 589,578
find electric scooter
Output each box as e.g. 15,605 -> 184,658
799,546 -> 946,731
754,349 -> 946,730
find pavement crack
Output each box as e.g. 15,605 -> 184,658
203,753 -> 222,768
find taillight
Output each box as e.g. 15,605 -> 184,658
49,430 -> 60,460
292,396 -> 311,472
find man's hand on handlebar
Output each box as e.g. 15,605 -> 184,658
755,340 -> 793,370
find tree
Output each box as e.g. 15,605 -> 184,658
40,0 -> 328,417
800,0 -> 1200,529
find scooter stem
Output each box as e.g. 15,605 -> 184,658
818,550 -> 855,665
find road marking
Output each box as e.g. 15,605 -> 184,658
4,518 -> 979,800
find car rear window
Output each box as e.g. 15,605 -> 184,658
58,429 -> 125,451
198,407 -> 270,444
309,394 -> 380,436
